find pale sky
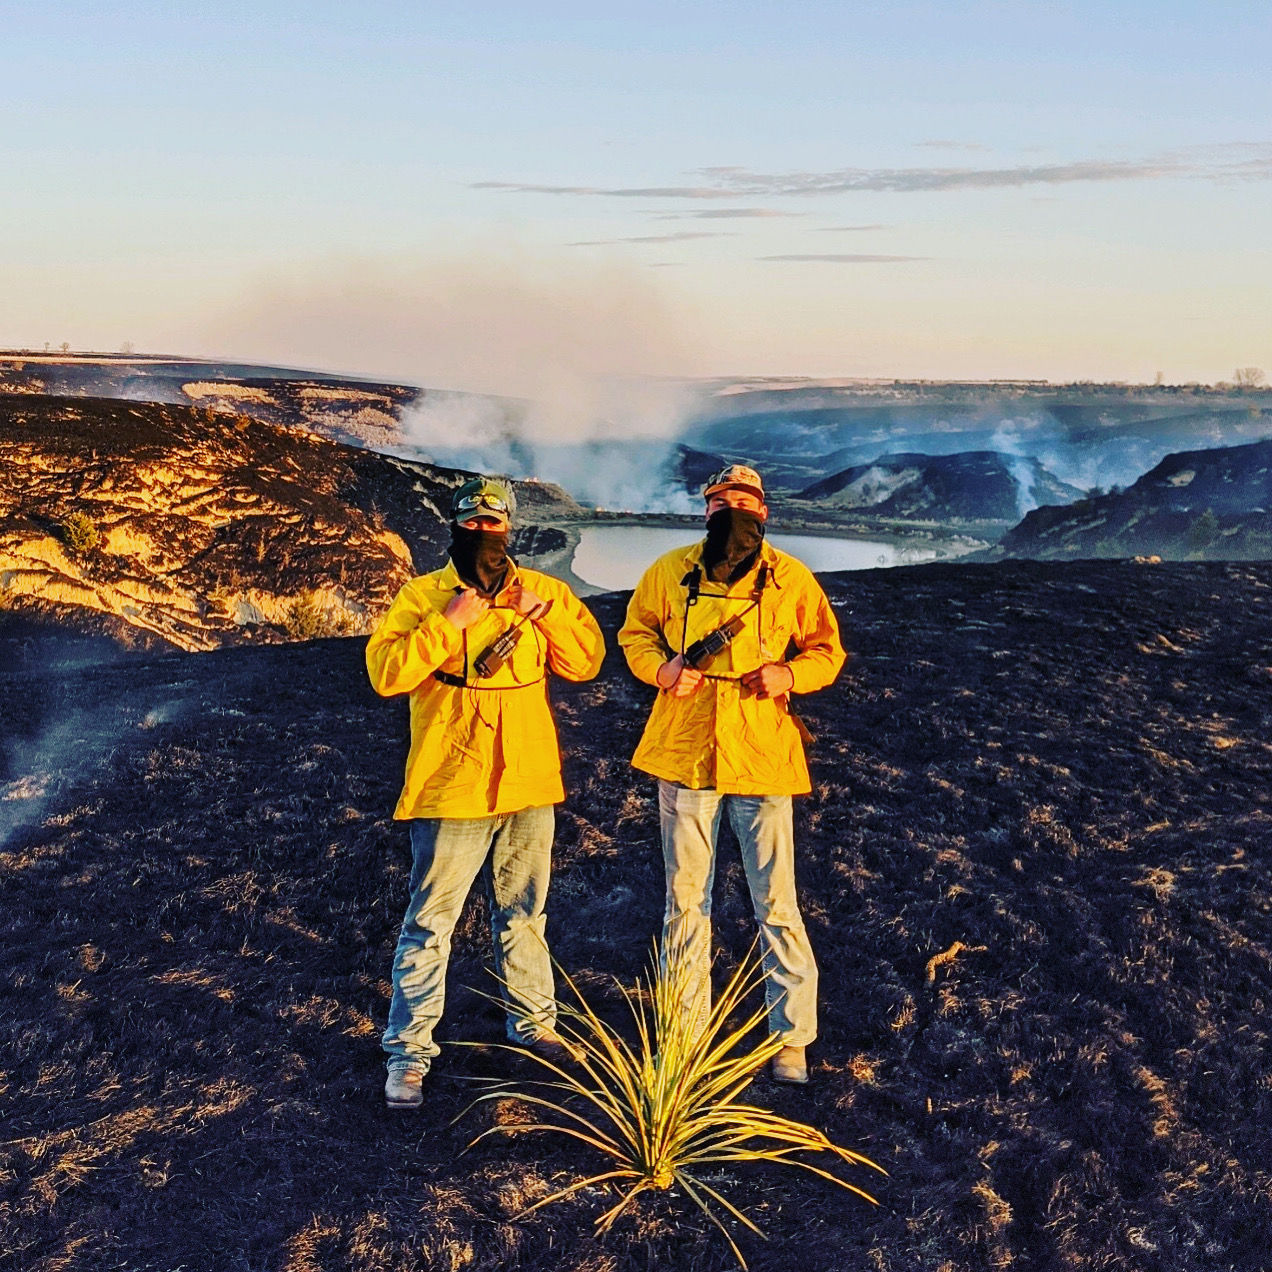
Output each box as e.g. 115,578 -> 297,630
2,1 -> 1270,385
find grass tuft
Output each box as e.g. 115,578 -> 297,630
458,941 -> 886,1268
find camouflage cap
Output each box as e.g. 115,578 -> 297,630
703,464 -> 765,502
450,476 -> 516,527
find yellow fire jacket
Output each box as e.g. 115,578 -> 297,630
618,539 -> 846,795
366,561 -> 605,819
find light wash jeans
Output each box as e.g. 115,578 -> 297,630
383,806 -> 556,1073
658,780 -> 818,1046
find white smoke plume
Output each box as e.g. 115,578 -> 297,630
192,247 -> 706,511
1,686 -> 186,851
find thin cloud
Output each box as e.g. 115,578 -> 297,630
474,181 -> 738,199
914,140 -> 991,152
815,223 -> 888,232
474,145 -> 1272,199
568,231 -> 735,246
687,160 -> 1182,195
759,253 -> 927,263
651,208 -> 802,219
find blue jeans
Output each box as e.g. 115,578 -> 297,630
658,781 -> 818,1045
383,806 -> 556,1073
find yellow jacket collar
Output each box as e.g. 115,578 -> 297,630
438,556 -> 522,597
679,537 -> 780,581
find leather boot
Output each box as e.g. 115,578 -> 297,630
384,1063 -> 425,1109
771,1044 -> 808,1084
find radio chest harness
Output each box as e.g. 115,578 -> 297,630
433,595 -> 548,689
677,562 -> 772,673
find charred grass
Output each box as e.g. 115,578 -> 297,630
2,561 -> 1272,1270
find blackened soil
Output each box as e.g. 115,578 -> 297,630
3,561 -> 1272,1271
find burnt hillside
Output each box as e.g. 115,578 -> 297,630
0,352 -> 420,450
3,561 -> 1272,1271
0,395 -> 577,652
993,437 -> 1272,562
796,451 -> 1081,523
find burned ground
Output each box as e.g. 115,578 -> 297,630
2,560 -> 1272,1271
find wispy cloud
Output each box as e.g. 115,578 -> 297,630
475,145 -> 1272,200
815,223 -> 888,232
759,254 -> 927,263
568,231 -> 735,246
913,140 -> 991,152
651,207 -> 802,219
473,182 -> 737,199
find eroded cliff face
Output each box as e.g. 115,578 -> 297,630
0,395 -> 466,651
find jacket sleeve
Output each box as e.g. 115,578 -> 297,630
618,564 -> 671,687
535,586 -> 606,682
365,581 -> 464,697
786,572 -> 847,695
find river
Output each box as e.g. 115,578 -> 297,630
569,525 -> 949,592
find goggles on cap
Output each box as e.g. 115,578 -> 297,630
452,490 -> 512,519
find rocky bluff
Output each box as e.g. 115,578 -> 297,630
990,436 -> 1272,562
0,394 -> 578,652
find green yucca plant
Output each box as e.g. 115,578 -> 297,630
459,940 -> 886,1268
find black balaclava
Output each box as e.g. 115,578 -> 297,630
702,507 -> 765,583
449,525 -> 510,596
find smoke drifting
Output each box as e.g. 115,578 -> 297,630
195,247 -> 706,511
0,687 -> 186,851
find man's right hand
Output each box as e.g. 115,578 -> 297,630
444,588 -> 489,631
656,654 -> 704,697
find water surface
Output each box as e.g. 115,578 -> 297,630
570,525 -> 944,592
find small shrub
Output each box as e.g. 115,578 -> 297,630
60,511 -> 100,553
1187,508 -> 1219,550
205,587 -> 233,617
282,592 -> 355,641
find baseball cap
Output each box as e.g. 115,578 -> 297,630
450,476 -> 516,526
703,464 -> 765,502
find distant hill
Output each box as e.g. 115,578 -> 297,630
991,437 -> 1272,561
669,444 -> 728,494
0,394 -> 579,651
684,384 -> 1272,495
794,451 -> 1082,523
0,351 -> 426,450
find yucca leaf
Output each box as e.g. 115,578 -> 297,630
459,938 -> 885,1268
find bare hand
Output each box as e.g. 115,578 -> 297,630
656,654 -> 704,697
505,583 -> 549,619
740,662 -> 794,699
444,588 -> 489,631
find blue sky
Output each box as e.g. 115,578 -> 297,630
2,2 -> 1270,383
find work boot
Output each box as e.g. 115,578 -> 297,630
525,1033 -> 580,1067
771,1044 -> 809,1084
384,1062 -> 425,1109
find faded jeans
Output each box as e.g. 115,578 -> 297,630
658,781 -> 818,1045
383,806 -> 556,1073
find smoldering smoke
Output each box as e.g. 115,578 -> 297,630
189,246 -> 705,511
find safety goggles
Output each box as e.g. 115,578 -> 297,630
452,491 -> 512,519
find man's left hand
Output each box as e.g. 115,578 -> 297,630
741,662 -> 795,699
506,584 -> 549,620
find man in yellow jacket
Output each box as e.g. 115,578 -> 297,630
618,464 -> 846,1084
366,476 -> 605,1108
